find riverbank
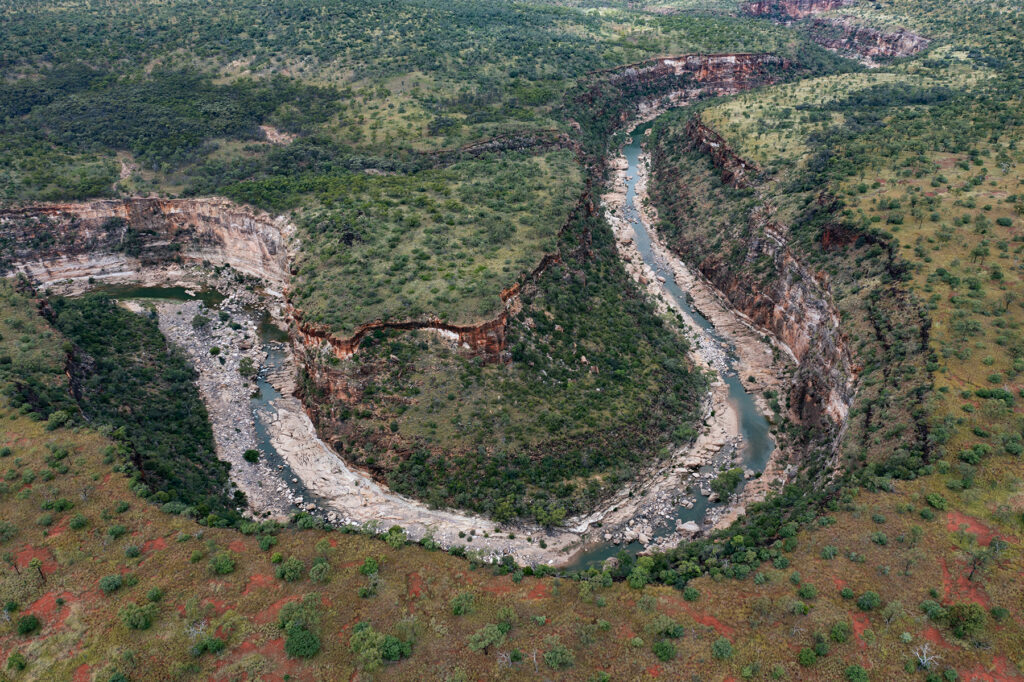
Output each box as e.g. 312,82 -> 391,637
602,127 -> 794,536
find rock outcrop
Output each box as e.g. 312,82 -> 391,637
685,117 -> 761,188
744,0 -> 853,20
807,17 -> 930,60
0,198 -> 292,290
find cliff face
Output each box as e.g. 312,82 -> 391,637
807,17 -> 930,60
0,198 -> 292,290
685,118 -> 760,188
744,0 -> 853,20
697,205 -> 854,425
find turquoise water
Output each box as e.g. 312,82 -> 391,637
564,123 -> 775,569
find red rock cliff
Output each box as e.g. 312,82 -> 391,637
807,17 -> 930,60
744,0 -> 853,20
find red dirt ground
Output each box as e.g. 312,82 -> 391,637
15,545 -> 57,575
407,572 -> 424,599
481,576 -> 513,595
525,581 -> 551,600
228,539 -> 247,552
941,558 -> 992,609
922,626 -> 948,648
26,591 -> 75,630
646,664 -> 662,677
850,612 -> 870,650
832,577 -> 848,590
946,511 -> 1006,546
72,663 -> 91,682
959,655 -> 1019,681
142,536 -> 168,554
254,596 -> 300,625
243,573 -> 278,596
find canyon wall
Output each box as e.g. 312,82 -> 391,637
807,17 -> 930,60
0,198 -> 292,290
685,118 -> 761,189
744,0 -> 853,20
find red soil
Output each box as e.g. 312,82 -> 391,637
922,626 -> 948,647
142,536 -> 168,554
683,607 -> 735,638
525,581 -> 551,600
228,539 -> 246,552
959,655 -> 1019,681
46,516 -> 70,539
254,596 -> 299,625
832,577 -> 848,590
243,573 -> 277,596
16,545 -> 57,575
646,664 -> 662,677
407,572 -> 424,599
481,576 -> 513,595
850,612 -> 870,650
26,591 -> 75,630
72,663 -> 91,682
945,511 -> 1010,546
941,558 -> 992,609
211,636 -> 311,682
202,597 -> 231,616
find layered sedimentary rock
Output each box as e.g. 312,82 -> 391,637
807,17 -> 930,60
0,198 -> 291,289
744,0 -> 853,20
652,116 -> 855,429
685,118 -> 761,188
575,53 -> 792,151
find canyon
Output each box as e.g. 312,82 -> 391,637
0,52 -> 856,566
807,17 -> 930,62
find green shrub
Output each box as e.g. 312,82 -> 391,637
309,561 -> 330,583
946,602 -> 985,638
797,584 -> 817,600
285,623 -> 321,659
711,637 -> 734,660
243,449 -> 260,463
682,586 -> 700,601
468,623 -> 507,652
17,615 -> 41,636
276,557 -> 305,582
652,639 -> 676,662
209,552 -> 236,575
544,643 -> 574,670
797,647 -> 817,666
925,493 -> 947,510
258,535 -> 277,551
845,664 -> 869,682
99,575 -> 123,595
450,591 -> 475,616
7,652 -> 27,671
146,587 -> 163,603
830,621 -> 852,643
857,591 -> 881,611
118,603 -> 158,630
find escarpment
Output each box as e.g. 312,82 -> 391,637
652,116 -> 855,431
572,54 -> 792,156
807,17 -> 930,60
0,198 -> 291,290
743,0 -> 854,20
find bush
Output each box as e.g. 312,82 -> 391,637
243,449 -> 260,463
258,535 -> 278,551
920,599 -> 947,622
285,623 -> 321,659
857,591 -> 881,611
711,637 -> 734,660
797,647 -> 817,666
309,561 -> 330,583
276,557 -> 305,582
118,603 -> 158,630
468,623 -> 507,652
450,592 -> 475,616
652,639 -> 676,662
99,575 -> 123,595
925,493 -> 948,510
845,664 -> 869,682
17,614 -> 41,636
209,552 -> 236,575
683,586 -> 700,601
946,602 -> 985,638
830,621 -> 853,643
359,557 -> 379,576
190,636 -> 227,657
146,587 -> 163,603
544,644 -> 575,670
797,584 -> 817,600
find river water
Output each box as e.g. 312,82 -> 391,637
564,123 -> 775,569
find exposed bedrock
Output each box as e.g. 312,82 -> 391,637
661,116 -> 855,430
0,198 -> 291,290
807,17 -> 930,60
743,0 -> 854,20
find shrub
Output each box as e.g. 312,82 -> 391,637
711,637 -> 734,660
190,636 -> 227,657
243,449 -> 260,463
309,561 -> 330,583
359,557 -> 379,576
857,591 -> 881,611
682,586 -> 700,601
258,535 -> 277,551
797,584 -> 817,600
209,552 -> 236,575
830,621 -> 853,643
652,639 -> 676,662
920,599 -> 947,622
544,644 -> 574,670
124,545 -> 141,558
946,602 -> 985,638
17,614 -> 41,636
0,521 -> 17,543
450,592 -> 475,616
797,647 -> 817,666
276,557 -> 305,582
146,587 -> 163,603
7,651 -> 27,671
99,575 -> 123,595
925,493 -> 948,510
468,623 -> 507,652
845,664 -> 869,682
650,614 -> 684,639
285,623 -> 321,659
118,603 -> 158,630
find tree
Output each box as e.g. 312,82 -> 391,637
468,624 -> 507,653
28,558 -> 44,584
946,602 -> 985,639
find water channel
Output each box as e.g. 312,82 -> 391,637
566,122 -> 776,569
